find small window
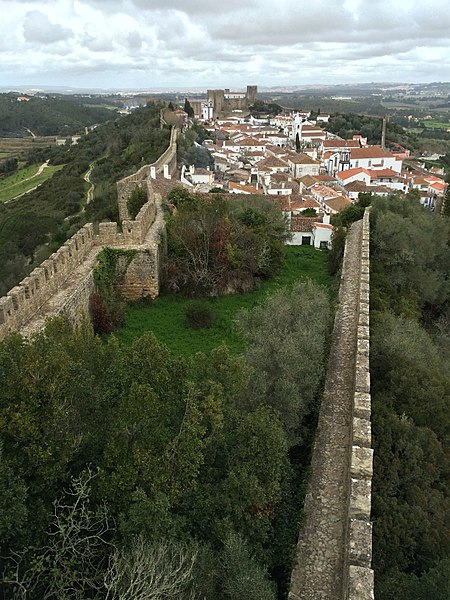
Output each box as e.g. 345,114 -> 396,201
320,241 -> 328,249
301,236 -> 311,246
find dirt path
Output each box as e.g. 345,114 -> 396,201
84,162 -> 95,204
290,220 -> 363,600
24,127 -> 36,138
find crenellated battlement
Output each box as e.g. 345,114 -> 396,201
0,125 -> 179,341
0,224 -> 96,337
117,127 -> 177,221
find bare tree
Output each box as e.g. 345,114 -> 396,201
104,536 -> 198,600
4,468 -> 115,599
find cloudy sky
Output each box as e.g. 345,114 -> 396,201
0,0 -> 449,90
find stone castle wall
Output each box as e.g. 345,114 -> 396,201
345,208 -> 373,599
289,208 -> 373,600
0,126 -> 178,341
117,126 -> 177,221
0,224 -> 96,339
206,85 -> 257,118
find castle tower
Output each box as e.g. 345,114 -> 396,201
207,89 -> 225,118
246,85 -> 257,104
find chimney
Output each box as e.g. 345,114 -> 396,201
381,116 -> 388,150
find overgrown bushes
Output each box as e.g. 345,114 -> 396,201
186,300 -> 216,329
165,190 -> 290,296
0,269 -> 332,599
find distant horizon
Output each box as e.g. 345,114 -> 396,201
1,81 -> 450,96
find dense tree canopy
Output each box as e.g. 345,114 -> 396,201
0,93 -> 114,137
370,195 -> 450,600
0,257 -> 332,599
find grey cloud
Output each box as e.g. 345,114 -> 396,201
81,33 -> 115,52
126,30 -> 143,49
131,0 -> 255,15
23,10 -> 73,44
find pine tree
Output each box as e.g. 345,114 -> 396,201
442,183 -> 450,216
184,98 -> 194,119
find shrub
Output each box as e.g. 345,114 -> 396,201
186,301 -> 216,329
127,185 -> 147,219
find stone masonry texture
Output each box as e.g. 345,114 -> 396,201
0,127 -> 178,341
289,209 -> 374,600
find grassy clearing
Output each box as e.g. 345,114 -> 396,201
115,246 -> 336,356
422,121 -> 450,129
0,164 -> 63,202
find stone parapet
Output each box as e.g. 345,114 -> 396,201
117,127 -> 177,221
0,224 -> 95,340
289,208 -> 373,600
345,207 -> 374,599
0,128 -> 178,341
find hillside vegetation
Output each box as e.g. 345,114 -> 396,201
0,257 -> 332,599
0,102 -> 170,296
0,93 -> 115,137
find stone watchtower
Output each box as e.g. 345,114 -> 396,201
246,85 -> 258,104
207,89 -> 225,115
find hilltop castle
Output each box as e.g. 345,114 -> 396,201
189,85 -> 257,120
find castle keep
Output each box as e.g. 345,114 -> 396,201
190,85 -> 257,119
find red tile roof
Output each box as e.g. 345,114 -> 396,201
323,139 -> 361,148
350,145 -> 396,159
290,216 -> 319,232
336,168 -> 370,181
314,222 -> 334,230
323,196 -> 352,212
367,168 -> 401,178
288,153 -> 320,165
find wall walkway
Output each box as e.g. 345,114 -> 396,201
289,209 -> 373,600
0,128 -> 178,341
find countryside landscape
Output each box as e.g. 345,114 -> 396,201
0,1 -> 449,599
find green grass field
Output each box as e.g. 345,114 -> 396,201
421,121 -> 450,129
115,246 -> 336,356
0,164 -> 63,202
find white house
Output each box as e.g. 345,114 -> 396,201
287,214 -> 333,248
336,168 -> 372,187
228,181 -> 259,194
316,113 -> 330,124
287,153 -> 321,178
186,166 -> 214,185
349,146 -> 402,174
